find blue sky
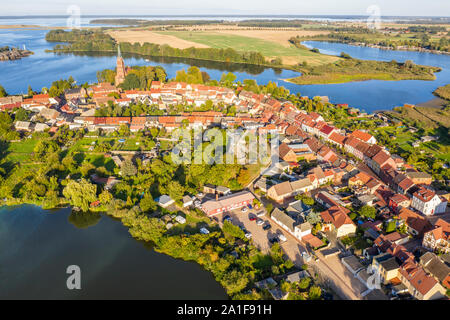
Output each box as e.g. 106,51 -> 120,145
2,0 -> 449,16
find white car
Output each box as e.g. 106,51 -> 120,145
245,232 -> 252,239
241,207 -> 248,213
200,228 -> 210,235
278,234 -> 287,242
256,219 -> 264,226
256,211 -> 266,217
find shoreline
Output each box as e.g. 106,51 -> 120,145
302,39 -> 450,56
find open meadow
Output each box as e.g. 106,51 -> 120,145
107,27 -> 339,66
155,31 -> 339,66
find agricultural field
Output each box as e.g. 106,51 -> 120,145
107,29 -> 210,49
155,31 -> 339,66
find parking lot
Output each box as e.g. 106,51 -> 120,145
216,205 -> 308,268
214,204 -> 384,300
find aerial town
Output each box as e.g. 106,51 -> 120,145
0,47 -> 449,301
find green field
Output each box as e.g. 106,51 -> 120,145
157,31 -> 338,66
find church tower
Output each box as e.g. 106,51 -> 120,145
115,45 -> 127,85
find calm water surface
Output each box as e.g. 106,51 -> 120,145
0,205 -> 228,299
1,26 -> 449,112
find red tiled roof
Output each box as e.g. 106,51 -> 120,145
351,130 -> 374,143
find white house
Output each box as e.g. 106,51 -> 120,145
411,187 -> 447,216
294,222 -> 312,240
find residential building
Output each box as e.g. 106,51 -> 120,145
405,171 -> 433,185
411,187 -> 448,216
201,191 -> 255,216
419,252 -> 450,289
350,129 -> 377,145
398,261 -> 446,300
371,253 -> 401,284
389,194 -> 411,214
423,219 -> 450,254
320,206 -> 356,238
398,208 -> 433,236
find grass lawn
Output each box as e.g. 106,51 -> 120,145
6,138 -> 40,165
8,138 -> 39,154
373,126 -> 450,162
157,31 -> 338,66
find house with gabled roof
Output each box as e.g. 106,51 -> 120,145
320,206 -> 356,237
423,219 -> 450,254
398,208 -> 433,236
411,187 -> 448,216
398,260 -> 446,300
350,129 -> 377,145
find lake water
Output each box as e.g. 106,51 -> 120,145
0,205 -> 228,299
1,26 -> 450,112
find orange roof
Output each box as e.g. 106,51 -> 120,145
302,234 -> 323,248
399,261 -> 438,296
351,130 -> 374,143
320,206 -> 354,229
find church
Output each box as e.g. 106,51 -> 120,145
114,46 -> 130,85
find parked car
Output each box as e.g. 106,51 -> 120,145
241,207 -> 248,213
278,234 -> 287,242
263,224 -> 272,231
200,228 -> 210,235
269,237 -> 279,244
249,216 -> 257,222
223,215 -> 232,223
247,204 -> 253,209
256,211 -> 266,218
245,232 -> 252,239
256,219 -> 264,226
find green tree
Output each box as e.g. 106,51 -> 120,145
0,85 -> 7,97
99,190 -> 113,204
121,159 -> 137,177
167,180 -> 184,202
221,269 -> 249,295
120,73 -> 140,90
140,193 -> 157,212
306,211 -> 322,225
15,108 -> 28,121
63,179 -> 97,212
223,220 -> 246,240
359,205 -> 377,220
298,277 -> 311,290
308,286 -> 322,300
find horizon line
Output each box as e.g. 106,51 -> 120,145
0,14 -> 449,18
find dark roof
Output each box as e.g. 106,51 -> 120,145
380,257 -> 400,271
272,208 -> 296,232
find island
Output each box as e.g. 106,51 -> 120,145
0,46 -> 33,61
